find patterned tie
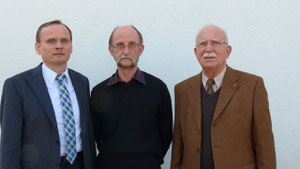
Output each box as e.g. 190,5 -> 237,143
56,74 -> 77,164
206,78 -> 215,95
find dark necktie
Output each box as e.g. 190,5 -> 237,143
206,78 -> 215,95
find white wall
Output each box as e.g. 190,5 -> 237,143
1,0 -> 300,168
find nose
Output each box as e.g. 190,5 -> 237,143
123,46 -> 130,55
205,42 -> 214,52
55,41 -> 63,49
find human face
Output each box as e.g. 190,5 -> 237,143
109,26 -> 144,68
194,26 -> 231,76
35,24 -> 72,70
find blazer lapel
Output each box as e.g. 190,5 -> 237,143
212,66 -> 240,124
187,73 -> 202,130
26,64 -> 58,131
69,70 -> 86,132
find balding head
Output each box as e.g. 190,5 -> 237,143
109,25 -> 143,46
195,25 -> 228,45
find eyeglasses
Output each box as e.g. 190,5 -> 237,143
111,42 -> 140,52
196,40 -> 228,49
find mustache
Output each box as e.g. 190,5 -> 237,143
203,52 -> 217,58
116,55 -> 137,67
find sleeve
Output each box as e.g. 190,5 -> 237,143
90,87 -> 101,152
158,84 -> 173,162
170,84 -> 183,169
0,78 -> 23,169
252,77 -> 276,169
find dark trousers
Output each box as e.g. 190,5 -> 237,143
61,152 -> 84,169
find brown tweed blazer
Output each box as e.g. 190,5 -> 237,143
171,66 -> 276,169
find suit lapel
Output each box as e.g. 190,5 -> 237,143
212,66 -> 240,124
187,73 -> 202,130
69,70 -> 86,133
26,64 -> 58,131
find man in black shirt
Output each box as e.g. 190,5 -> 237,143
91,25 -> 172,169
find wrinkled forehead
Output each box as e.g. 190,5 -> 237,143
196,26 -> 227,42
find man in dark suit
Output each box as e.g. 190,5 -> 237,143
171,25 -> 276,169
0,20 -> 95,169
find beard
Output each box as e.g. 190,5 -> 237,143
116,55 -> 138,67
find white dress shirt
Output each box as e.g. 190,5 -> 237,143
42,63 -> 82,156
202,66 -> 227,92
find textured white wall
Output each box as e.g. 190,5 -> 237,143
1,0 -> 300,168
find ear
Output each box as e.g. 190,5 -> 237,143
70,43 -> 73,54
35,42 -> 41,55
226,45 -> 232,58
138,44 -> 145,56
108,46 -> 114,56
194,47 -> 197,55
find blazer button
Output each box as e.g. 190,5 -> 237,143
55,162 -> 60,167
56,140 -> 60,145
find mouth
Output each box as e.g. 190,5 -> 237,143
53,53 -> 65,56
121,57 -> 131,60
203,56 -> 216,59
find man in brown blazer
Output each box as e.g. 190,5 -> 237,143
171,25 -> 276,169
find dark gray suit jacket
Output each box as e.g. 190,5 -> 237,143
0,64 -> 96,169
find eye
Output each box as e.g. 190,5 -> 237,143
60,38 -> 69,44
128,42 -> 137,48
116,43 -> 125,49
46,39 -> 56,44
211,40 -> 221,46
198,41 -> 208,47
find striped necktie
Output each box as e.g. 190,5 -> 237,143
56,74 -> 77,164
206,78 -> 215,95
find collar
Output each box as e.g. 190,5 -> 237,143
42,63 -> 70,85
106,68 -> 147,86
202,66 -> 227,91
